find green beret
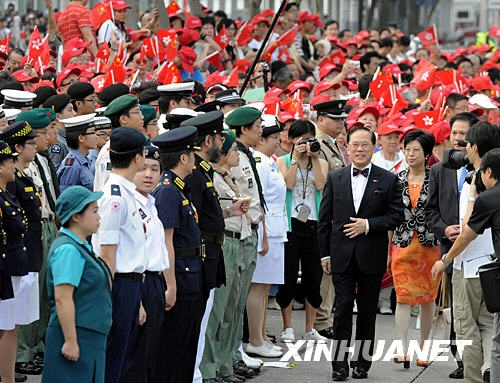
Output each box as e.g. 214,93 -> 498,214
225,106 -> 262,128
140,105 -> 157,125
221,128 -> 236,155
16,108 -> 56,129
103,94 -> 138,117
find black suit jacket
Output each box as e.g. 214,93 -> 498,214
318,164 -> 404,276
425,162 -> 459,253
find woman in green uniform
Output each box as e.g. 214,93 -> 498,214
42,185 -> 112,383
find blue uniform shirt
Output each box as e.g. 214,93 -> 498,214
87,149 -> 99,177
57,149 -> 95,192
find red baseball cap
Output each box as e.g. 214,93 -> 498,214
287,80 -> 311,94
177,28 -> 200,46
111,0 -> 131,10
12,70 -> 39,83
319,63 -> 339,80
471,76 -> 492,91
309,94 -> 330,109
279,111 -> 296,123
354,30 -> 371,43
179,46 -> 197,73
429,120 -> 451,144
185,16 -> 202,29
311,14 -> 325,28
56,67 -> 81,88
252,15 -> 270,26
32,80 -> 55,92
377,121 -> 403,136
313,79 -> 340,96
260,9 -> 275,17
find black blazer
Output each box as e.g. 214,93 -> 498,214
318,164 -> 405,275
393,167 -> 439,248
425,162 -> 459,253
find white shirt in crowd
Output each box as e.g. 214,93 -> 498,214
371,150 -> 407,174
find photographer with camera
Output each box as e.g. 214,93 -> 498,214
276,119 -> 329,343
430,122 -> 500,382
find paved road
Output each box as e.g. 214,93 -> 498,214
25,308 -> 461,383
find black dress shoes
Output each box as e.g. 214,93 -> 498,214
33,353 -> 44,368
331,368 -> 349,381
223,375 -> 245,383
483,368 -> 490,383
318,327 -> 334,339
233,361 -> 255,378
449,366 -> 464,379
352,366 -> 368,379
0,372 -> 27,382
15,362 -> 42,375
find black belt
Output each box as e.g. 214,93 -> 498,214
144,270 -> 163,276
174,247 -> 201,258
115,272 -> 145,283
201,231 -> 223,244
251,223 -> 259,231
224,230 -> 241,240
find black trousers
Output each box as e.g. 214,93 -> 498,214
331,256 -> 383,372
122,272 -> 166,383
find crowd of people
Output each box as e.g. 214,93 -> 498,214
0,1 -> 499,383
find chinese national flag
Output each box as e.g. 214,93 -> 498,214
157,29 -> 177,61
91,1 -> 112,31
417,26 -> 437,46
380,85 -> 408,110
281,91 -> 303,119
277,28 -> 297,46
0,36 -> 11,56
489,25 -> 500,40
262,41 -> 279,62
411,59 -> 437,91
166,0 -> 181,17
222,68 -> 238,88
237,22 -> 252,47
27,26 -> 43,64
277,47 -> 294,64
436,69 -> 455,86
205,70 -> 225,89
143,37 -> 167,61
413,109 -> 441,131
106,55 -> 126,84
369,72 -> 394,101
158,62 -> 181,85
215,26 -> 229,50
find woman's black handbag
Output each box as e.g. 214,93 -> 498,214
478,261 -> 500,313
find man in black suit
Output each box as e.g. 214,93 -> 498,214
318,126 -> 404,381
425,112 -> 478,379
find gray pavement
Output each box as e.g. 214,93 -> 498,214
25,308 -> 461,383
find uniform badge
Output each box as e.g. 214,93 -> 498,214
111,201 -> 120,211
50,145 -> 60,154
111,185 -> 121,196
248,178 -> 253,188
206,181 -> 213,187
65,157 -> 74,166
138,208 -> 147,219
182,199 -> 189,206
163,178 -> 170,185
106,162 -> 112,171
254,157 -> 261,162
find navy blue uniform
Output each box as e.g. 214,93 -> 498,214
57,149 -> 95,192
153,170 -> 204,383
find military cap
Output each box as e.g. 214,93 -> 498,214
56,185 -> 103,225
138,88 -> 160,105
157,82 -> 195,98
5,109 -> 21,123
153,126 -> 199,153
221,128 -> 236,155
1,89 -> 37,108
0,139 -> 17,161
94,116 -> 112,130
225,106 -> 262,127
104,94 -> 139,117
181,110 -> 224,136
43,94 -> 72,113
0,81 -> 23,104
140,105 -> 157,125
215,89 -> 246,105
164,108 -> 198,130
0,105 -> 4,119
67,82 -> 95,101
144,145 -> 160,161
109,126 -> 146,154
98,83 -> 130,106
195,101 -> 218,113
261,114 -> 283,138
59,113 -> 96,132
95,106 -> 107,116
16,108 -> 56,129
312,99 -> 348,119
0,121 -> 39,145
33,86 -> 57,108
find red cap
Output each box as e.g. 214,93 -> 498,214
176,28 -> 200,46
377,121 -> 403,136
311,14 -> 325,28
62,37 -> 91,67
429,120 -> 451,144
56,67 -> 81,88
279,111 -> 296,123
287,80 -> 311,94
354,30 -> 371,43
251,15 -> 270,26
12,70 -> 39,83
400,124 -> 419,136
185,16 -> 202,29
319,63 -> 338,80
471,76 -> 492,91
42,65 -> 57,73
111,0 -> 131,10
179,45 -> 196,73
265,87 -> 285,99
260,9 -> 275,17
313,79 -> 339,96
309,94 -> 330,108
298,11 -> 312,23
347,121 -> 365,130
478,44 -> 492,54
32,80 -> 55,91
327,35 -> 339,44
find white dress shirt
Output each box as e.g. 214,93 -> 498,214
93,141 -> 111,192
351,163 -> 371,234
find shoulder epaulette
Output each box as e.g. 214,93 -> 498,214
199,160 -> 211,172
174,177 -> 185,190
254,157 -> 261,162
110,184 -> 121,196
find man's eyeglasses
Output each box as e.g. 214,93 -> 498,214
96,132 -> 109,138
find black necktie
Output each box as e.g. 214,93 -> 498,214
353,167 -> 369,177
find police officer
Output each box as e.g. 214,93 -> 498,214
67,82 -> 97,116
0,140 -> 29,383
92,126 -> 147,383
310,99 -> 348,339
94,94 -> 144,192
0,119 -> 44,376
152,126 -> 204,382
123,146 -> 170,383
57,114 -> 97,192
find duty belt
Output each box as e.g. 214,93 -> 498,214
174,246 -> 201,258
201,231 -> 224,245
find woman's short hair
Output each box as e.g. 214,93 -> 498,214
403,129 -> 435,157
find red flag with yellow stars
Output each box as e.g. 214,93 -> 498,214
166,0 -> 181,17
91,1 -> 113,31
281,90 -> 303,119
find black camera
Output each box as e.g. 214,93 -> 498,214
299,137 -> 321,153
442,148 -> 486,193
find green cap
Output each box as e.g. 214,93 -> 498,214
56,185 -> 103,226
225,106 -> 262,128
16,108 -> 56,129
221,128 -> 236,155
140,105 -> 157,125
104,94 -> 138,117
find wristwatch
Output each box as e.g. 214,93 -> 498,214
290,159 -> 298,166
226,207 -> 233,217
441,254 -> 452,265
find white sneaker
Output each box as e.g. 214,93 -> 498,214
267,341 -> 282,351
379,302 -> 392,315
280,328 -> 295,342
268,297 -> 281,310
242,350 -> 263,367
246,342 -> 283,358
303,329 -> 328,343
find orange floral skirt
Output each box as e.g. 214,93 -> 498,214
391,234 -> 441,306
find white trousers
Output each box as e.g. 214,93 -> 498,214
193,288 -> 215,383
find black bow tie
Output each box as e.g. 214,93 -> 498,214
353,167 -> 369,177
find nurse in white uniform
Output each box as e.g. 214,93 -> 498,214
246,115 -> 287,358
